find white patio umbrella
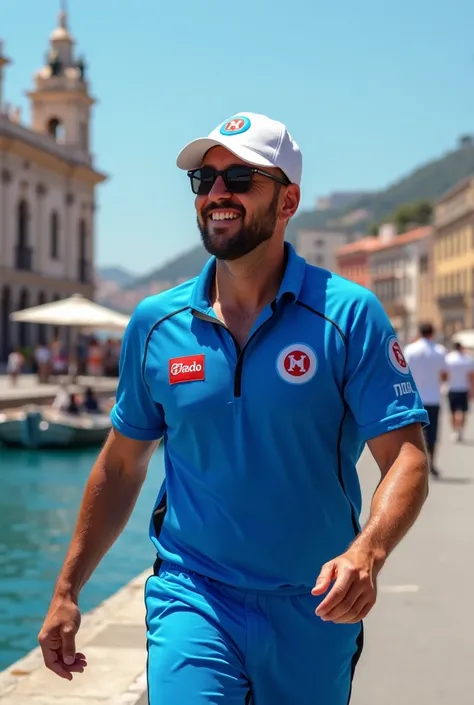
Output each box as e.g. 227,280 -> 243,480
10,294 -> 130,381
452,329 -> 474,350
10,293 -> 130,330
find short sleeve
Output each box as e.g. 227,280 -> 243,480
110,302 -> 165,441
343,291 -> 429,442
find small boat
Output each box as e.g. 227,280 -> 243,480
0,405 -> 111,449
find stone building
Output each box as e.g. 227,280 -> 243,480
369,225 -> 432,345
0,8 -> 106,362
433,177 -> 474,339
296,229 -> 351,273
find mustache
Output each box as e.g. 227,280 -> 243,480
201,201 -> 246,220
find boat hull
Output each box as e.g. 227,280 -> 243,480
0,408 -> 111,449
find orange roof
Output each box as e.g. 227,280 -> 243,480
335,226 -> 431,258
335,236 -> 379,257
371,225 -> 431,253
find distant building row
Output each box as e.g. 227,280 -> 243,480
297,177 -> 474,345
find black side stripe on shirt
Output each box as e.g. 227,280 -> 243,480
295,300 -> 359,537
141,305 -> 191,395
295,300 -> 347,344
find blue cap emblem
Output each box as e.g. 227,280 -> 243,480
220,116 -> 251,136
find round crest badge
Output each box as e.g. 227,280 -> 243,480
219,116 -> 251,136
277,344 -> 317,385
387,336 -> 410,375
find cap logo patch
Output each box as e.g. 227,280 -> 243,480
220,116 -> 251,136
169,354 -> 205,384
277,344 -> 317,385
387,336 -> 410,376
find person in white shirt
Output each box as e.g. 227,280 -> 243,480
404,323 -> 447,478
445,342 -> 474,442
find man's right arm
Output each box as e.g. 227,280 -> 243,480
38,430 -> 158,680
39,298 -> 165,679
51,429 -> 158,603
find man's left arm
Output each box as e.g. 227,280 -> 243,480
312,290 -> 429,623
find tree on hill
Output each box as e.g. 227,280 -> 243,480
369,200 -> 433,235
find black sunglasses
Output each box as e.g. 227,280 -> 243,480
187,165 -> 290,196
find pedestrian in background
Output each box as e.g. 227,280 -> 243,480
445,341 -> 474,443
404,322 -> 447,478
7,347 -> 24,386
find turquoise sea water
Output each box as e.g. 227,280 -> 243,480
0,445 -> 165,671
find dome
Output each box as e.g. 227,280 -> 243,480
50,26 -> 72,42
49,10 -> 73,43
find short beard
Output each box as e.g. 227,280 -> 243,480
197,185 -> 280,261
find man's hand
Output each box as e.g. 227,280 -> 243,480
311,548 -> 380,624
38,596 -> 87,680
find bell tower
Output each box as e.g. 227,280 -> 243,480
27,2 -> 94,156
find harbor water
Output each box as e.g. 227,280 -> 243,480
0,444 -> 165,671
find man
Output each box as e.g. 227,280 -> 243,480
404,323 -> 447,478
38,112 -> 429,704
445,341 -> 474,442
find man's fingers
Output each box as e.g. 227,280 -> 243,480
341,595 -> 374,624
315,566 -> 354,617
311,561 -> 336,596
62,661 -> 86,673
60,624 -> 77,665
317,582 -> 361,622
49,663 -> 74,681
42,651 -> 74,681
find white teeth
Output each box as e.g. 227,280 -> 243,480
210,211 -> 240,221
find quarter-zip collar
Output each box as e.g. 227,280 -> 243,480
190,241 -> 306,314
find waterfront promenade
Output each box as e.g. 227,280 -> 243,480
0,375 -> 118,410
0,410 -> 472,704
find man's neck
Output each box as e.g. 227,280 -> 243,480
212,241 -> 286,313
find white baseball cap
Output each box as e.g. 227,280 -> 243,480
176,112 -> 302,186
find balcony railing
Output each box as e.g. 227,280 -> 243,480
78,258 -> 92,284
15,246 -> 34,271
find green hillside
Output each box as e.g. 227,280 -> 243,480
131,142 -> 474,288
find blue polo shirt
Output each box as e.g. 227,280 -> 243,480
111,242 -> 428,592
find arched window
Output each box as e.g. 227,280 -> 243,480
17,199 -> 29,248
37,291 -> 47,345
16,200 -> 32,271
78,219 -> 88,283
79,219 -> 87,258
50,211 -> 60,260
47,117 -> 65,142
79,122 -> 88,150
18,288 -> 30,349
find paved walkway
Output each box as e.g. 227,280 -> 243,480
0,571 -> 150,705
0,407 -> 472,703
352,409 -> 474,705
0,375 -> 118,410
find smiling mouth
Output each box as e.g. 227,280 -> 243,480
208,211 -> 241,222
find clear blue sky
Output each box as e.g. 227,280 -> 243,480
2,0 -> 474,275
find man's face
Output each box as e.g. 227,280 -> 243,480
195,146 -> 285,261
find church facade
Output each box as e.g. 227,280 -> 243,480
0,8 -> 106,363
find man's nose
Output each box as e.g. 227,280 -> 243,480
207,175 -> 230,200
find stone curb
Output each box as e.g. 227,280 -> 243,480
0,569 -> 151,704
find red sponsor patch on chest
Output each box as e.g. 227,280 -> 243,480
168,354 -> 205,384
